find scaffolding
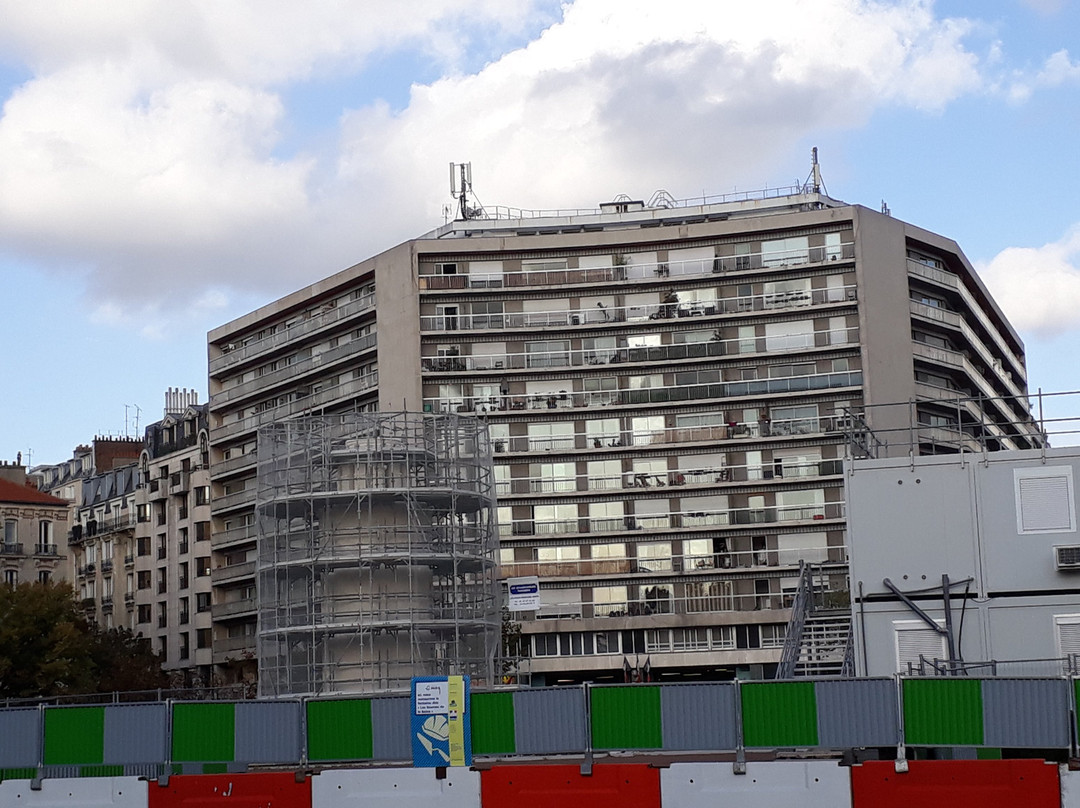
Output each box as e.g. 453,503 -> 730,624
255,412 -> 501,697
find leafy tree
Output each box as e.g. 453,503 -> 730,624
0,581 -> 167,699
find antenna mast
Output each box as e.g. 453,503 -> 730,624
449,162 -> 482,220
804,146 -> 828,196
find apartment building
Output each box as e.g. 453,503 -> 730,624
133,392 -> 213,684
68,462 -> 138,627
65,392 -> 213,684
208,184 -> 1039,686
0,462 -> 68,586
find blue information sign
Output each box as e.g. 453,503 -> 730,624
411,675 -> 472,767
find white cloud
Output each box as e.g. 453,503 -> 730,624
1007,48 -> 1080,100
978,227 -> 1080,337
0,0 -> 990,330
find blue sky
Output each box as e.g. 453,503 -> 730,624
1,0 -> 1078,465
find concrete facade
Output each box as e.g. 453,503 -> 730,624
208,188 -> 1038,685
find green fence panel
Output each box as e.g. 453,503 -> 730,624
306,699 -> 373,761
741,682 -> 818,748
43,707 -> 105,765
470,692 -> 516,755
590,686 -> 663,750
903,679 -> 983,746
171,703 -> 235,763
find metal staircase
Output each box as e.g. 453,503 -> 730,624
776,562 -> 854,678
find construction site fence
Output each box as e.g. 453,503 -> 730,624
4,676 -> 1080,781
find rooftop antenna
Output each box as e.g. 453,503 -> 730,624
449,162 -> 483,220
804,146 -> 827,196
125,403 -> 142,437
881,199 -> 891,216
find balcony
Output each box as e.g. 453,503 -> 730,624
907,259 -> 1026,380
496,457 -> 843,498
124,592 -> 135,605
211,524 -> 257,550
419,243 -> 855,294
0,543 -> 23,556
100,560 -> 113,573
212,334 -> 377,408
520,588 -> 795,623
422,327 -> 860,376
210,291 -> 375,374
420,285 -> 857,333
214,597 -> 257,619
170,471 -> 191,494
124,554 -> 135,567
77,563 -> 96,577
502,542 -> 845,580
500,501 -> 845,539
101,597 -> 114,614
211,560 -> 257,585
425,371 -> 862,415
34,543 -> 59,556
212,372 -> 379,444
210,450 -> 258,479
148,478 -> 168,501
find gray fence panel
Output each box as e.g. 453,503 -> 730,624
982,678 -> 1070,748
815,679 -> 899,748
659,683 -> 737,751
103,704 -> 167,765
370,696 -> 412,761
234,701 -> 303,764
0,708 -> 40,768
514,687 -> 587,755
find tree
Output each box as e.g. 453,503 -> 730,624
500,606 -> 525,683
0,581 -> 167,699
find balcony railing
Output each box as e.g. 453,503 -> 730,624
210,292 -> 375,374
426,371 -> 862,415
34,543 -> 59,556
420,244 -> 855,294
492,416 -> 842,457
496,458 -> 843,497
212,334 -> 378,407
212,372 -> 379,443
907,259 -> 1026,380
499,501 -> 845,539
502,544 -> 845,580
422,327 -> 859,374
421,284 -> 857,333
519,588 -> 796,622
1,543 -> 24,556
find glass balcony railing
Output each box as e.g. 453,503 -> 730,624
499,501 -> 845,538
500,542 -> 846,580
421,327 -> 859,374
496,458 -> 843,497
420,285 -> 857,333
419,243 -> 855,293
425,371 -> 862,415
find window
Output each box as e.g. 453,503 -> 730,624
196,557 -> 211,577
1015,467 -> 1076,534
38,520 -> 52,545
3,570 -> 17,587
137,537 -> 150,556
526,340 -> 570,369
194,486 -> 210,506
137,604 -> 151,624
894,620 -> 947,673
137,571 -> 151,590
197,628 -> 212,649
179,597 -> 190,625
3,520 -> 14,544
196,592 -> 212,612
38,570 -> 50,584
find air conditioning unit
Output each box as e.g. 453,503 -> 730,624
1055,545 -> 1080,570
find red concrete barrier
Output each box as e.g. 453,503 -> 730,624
851,760 -> 1060,808
149,772 -> 311,807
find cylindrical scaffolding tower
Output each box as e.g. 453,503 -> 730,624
255,412 -> 500,696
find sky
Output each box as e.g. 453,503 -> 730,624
1,0 -> 1079,466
